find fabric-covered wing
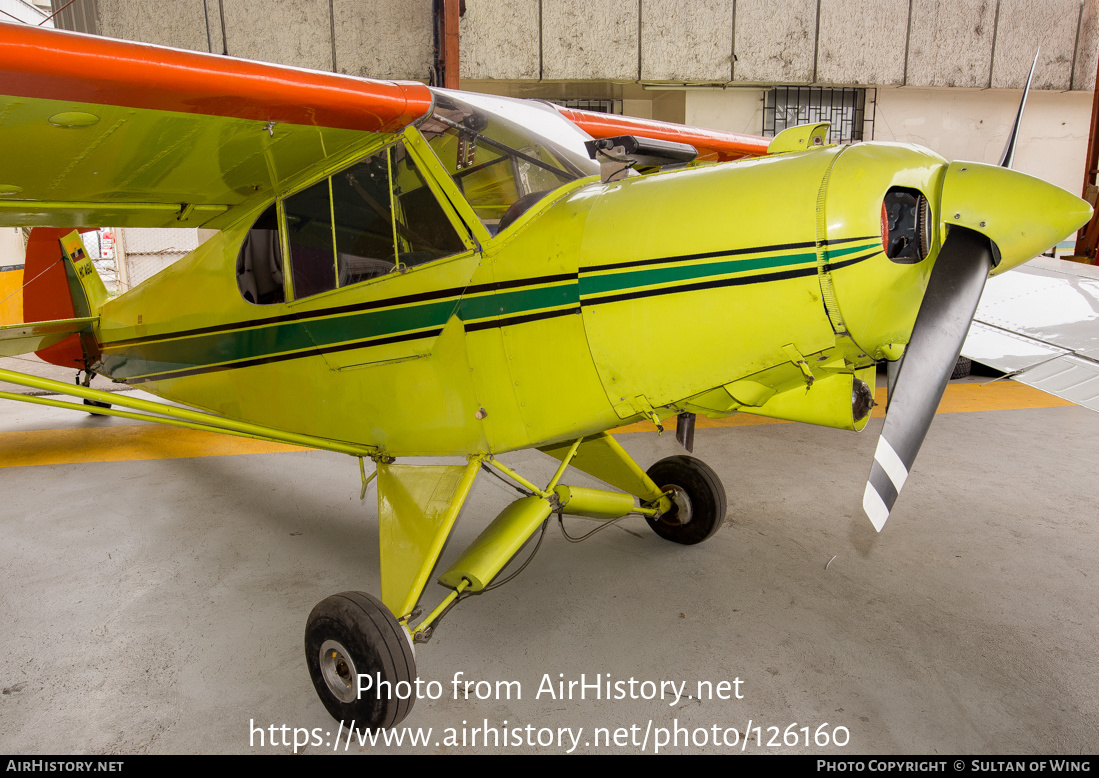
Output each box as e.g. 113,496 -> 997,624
552,106 -> 770,163
962,257 -> 1099,412
0,23 -> 433,229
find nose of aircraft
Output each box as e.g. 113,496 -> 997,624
939,160 -> 1093,273
864,163 -> 1091,532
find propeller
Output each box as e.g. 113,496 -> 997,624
862,49 -> 1078,531
997,50 -> 1038,169
862,226 -> 993,530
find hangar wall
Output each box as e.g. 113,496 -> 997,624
677,86 -> 1092,194
50,0 -> 435,80
0,227 -> 24,268
459,0 -> 1099,91
46,0 -> 1097,244
874,87 -> 1093,194
51,0 -> 1099,92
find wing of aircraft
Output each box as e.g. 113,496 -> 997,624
0,22 -> 1093,735
0,23 -> 431,229
962,256 -> 1099,412
550,105 -> 771,162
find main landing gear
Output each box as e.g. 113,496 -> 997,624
76,370 -> 111,416
304,433 -> 729,730
305,591 -> 416,730
644,455 -> 727,545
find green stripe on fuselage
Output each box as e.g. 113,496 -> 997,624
100,282 -> 577,380
101,297 -> 461,380
578,240 -> 878,297
457,283 -> 577,323
99,240 -> 878,380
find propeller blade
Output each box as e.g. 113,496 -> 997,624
997,50 -> 1038,169
863,227 -> 994,531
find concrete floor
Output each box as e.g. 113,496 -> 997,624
0,363 -> 1097,754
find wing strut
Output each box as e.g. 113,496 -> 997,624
0,366 -> 378,457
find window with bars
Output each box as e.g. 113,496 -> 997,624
763,87 -> 875,144
546,99 -> 623,115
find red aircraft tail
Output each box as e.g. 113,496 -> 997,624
22,227 -> 104,369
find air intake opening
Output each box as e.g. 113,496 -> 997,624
881,187 -> 931,264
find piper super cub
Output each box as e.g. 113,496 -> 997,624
0,23 -> 1090,729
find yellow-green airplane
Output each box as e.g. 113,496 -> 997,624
0,25 -> 1091,730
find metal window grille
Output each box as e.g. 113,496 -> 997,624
763,87 -> 876,143
546,99 -> 623,115
47,0 -> 96,34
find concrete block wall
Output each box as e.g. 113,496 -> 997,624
640,0 -> 733,82
732,0 -> 817,83
50,0 -> 434,81
816,0 -> 909,85
460,0 -> 1099,91
542,1 -> 639,80
905,0 -> 998,89
50,0 -> 1099,90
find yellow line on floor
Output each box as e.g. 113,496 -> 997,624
0,381 -> 1076,468
0,424 -> 307,468
611,380 -> 1073,433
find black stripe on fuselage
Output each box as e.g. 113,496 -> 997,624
464,306 -> 581,332
106,272 -> 579,348
123,327 -> 443,384
583,235 -> 879,274
580,250 -> 879,308
114,245 -> 880,382
105,236 -> 880,348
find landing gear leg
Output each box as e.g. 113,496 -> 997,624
77,370 -> 111,415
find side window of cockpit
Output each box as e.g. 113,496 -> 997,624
283,142 -> 468,299
285,178 -> 339,299
388,144 -> 467,264
236,204 -> 285,305
330,153 -> 401,287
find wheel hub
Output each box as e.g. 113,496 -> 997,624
319,639 -> 358,703
661,484 -> 693,526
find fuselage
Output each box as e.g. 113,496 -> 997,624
87,90 -> 1082,457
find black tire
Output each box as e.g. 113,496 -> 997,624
305,591 -> 416,731
83,398 -> 111,416
951,357 -> 972,380
644,455 -> 727,545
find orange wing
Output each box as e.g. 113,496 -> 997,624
0,23 -> 436,229
553,106 -> 770,163
0,22 -> 431,132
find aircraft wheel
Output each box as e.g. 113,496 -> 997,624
951,357 -> 972,379
83,398 -> 111,416
305,591 -> 416,730
644,455 -> 727,545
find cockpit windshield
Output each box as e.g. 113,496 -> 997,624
420,89 -> 599,234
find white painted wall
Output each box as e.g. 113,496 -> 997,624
875,87 -> 1091,195
683,89 -> 766,136
678,86 -> 1090,197
1,0 -> 50,25
0,227 -> 24,268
